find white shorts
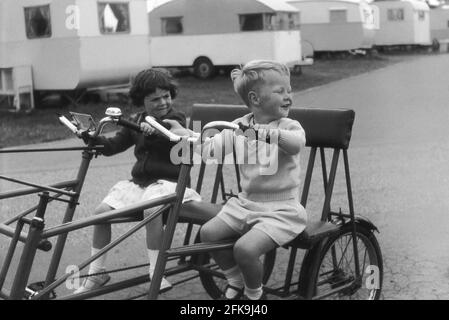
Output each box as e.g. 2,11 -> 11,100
217,194 -> 307,246
102,179 -> 202,215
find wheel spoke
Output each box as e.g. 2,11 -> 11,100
310,228 -> 382,300
336,236 -> 351,270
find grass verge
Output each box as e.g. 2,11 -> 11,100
0,54 -> 412,148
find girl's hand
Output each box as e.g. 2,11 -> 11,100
162,119 -> 193,136
140,122 -> 156,136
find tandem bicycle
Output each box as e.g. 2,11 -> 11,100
0,104 -> 383,300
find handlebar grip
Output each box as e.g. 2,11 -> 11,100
58,115 -> 78,134
145,116 -> 181,142
117,118 -> 141,132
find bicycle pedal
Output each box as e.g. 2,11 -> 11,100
24,281 -> 57,299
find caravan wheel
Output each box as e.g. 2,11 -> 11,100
193,57 -> 216,79
432,39 -> 440,52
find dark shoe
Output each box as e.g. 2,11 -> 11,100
218,284 -> 244,300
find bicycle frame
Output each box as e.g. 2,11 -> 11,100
1,105 -> 380,300
0,144 -> 99,298
187,104 -> 377,300
203,146 -> 362,300
0,138 -> 235,300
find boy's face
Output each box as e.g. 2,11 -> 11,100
143,88 -> 172,118
252,71 -> 292,122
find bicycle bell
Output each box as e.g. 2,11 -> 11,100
105,107 -> 122,118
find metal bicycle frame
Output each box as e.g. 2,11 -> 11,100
0,135 -> 363,300
0,144 -> 98,299
0,141 -> 236,300
206,146 -> 361,299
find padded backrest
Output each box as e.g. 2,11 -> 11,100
190,104 -> 355,149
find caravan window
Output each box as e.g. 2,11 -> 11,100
98,3 -> 130,34
417,10 -> 426,21
363,8 -> 375,26
240,14 -> 264,31
272,12 -> 300,30
387,8 -> 404,21
329,9 -> 347,23
161,17 -> 183,35
264,13 -> 275,30
288,13 -> 299,29
241,13 -> 299,31
24,5 -> 52,39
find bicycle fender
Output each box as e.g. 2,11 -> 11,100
354,215 -> 379,233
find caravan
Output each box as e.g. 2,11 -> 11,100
429,4 -> 449,45
287,0 -> 379,55
0,0 -> 150,110
149,0 -> 310,79
372,0 -> 431,47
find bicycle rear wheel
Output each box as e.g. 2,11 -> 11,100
302,224 -> 383,300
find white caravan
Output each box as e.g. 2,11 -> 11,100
0,0 -> 150,110
372,0 -> 431,47
149,0 -> 310,79
429,5 -> 449,43
288,0 -> 379,55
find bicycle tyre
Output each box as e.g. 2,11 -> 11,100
193,232 -> 277,299
300,223 -> 383,300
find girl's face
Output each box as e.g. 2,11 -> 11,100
143,88 -> 172,118
251,71 -> 292,124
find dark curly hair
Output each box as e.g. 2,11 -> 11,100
129,68 -> 178,106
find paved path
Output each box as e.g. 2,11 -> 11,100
1,53 -> 449,299
293,53 -> 449,299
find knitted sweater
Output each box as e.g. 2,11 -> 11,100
202,113 -> 306,202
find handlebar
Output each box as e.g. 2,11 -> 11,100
58,107 -> 239,144
58,107 -> 141,140
203,121 -> 239,132
116,118 -> 141,132
144,116 -> 199,143
58,115 -> 79,134
145,116 -> 238,144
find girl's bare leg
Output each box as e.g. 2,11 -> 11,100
92,203 -> 114,249
145,207 -> 163,249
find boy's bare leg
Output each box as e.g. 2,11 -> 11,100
201,217 -> 244,298
234,228 -> 277,298
200,217 -> 240,270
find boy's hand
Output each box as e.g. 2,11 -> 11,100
162,119 -> 192,136
140,122 -> 156,136
253,124 -> 279,144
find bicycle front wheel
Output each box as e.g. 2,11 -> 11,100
303,224 -> 383,300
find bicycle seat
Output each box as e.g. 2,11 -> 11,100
180,201 -> 341,250
178,201 -> 222,225
287,221 -> 340,249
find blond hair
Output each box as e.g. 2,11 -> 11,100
230,60 -> 290,106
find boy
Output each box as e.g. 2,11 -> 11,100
167,60 -> 307,300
